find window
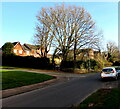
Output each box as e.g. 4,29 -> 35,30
102,69 -> 113,72
13,49 -> 17,53
26,51 -> 29,55
115,67 -> 120,72
19,50 -> 22,54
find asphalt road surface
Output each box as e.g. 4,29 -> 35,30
2,72 -> 113,108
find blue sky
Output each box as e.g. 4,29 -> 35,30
2,2 -> 118,50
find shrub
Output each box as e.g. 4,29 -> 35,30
60,61 -> 74,69
76,60 -> 84,69
60,59 -> 100,70
86,59 -> 98,69
2,42 -> 15,56
113,61 -> 120,66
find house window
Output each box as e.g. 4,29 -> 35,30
19,50 -> 22,54
13,49 -> 17,53
26,51 -> 29,55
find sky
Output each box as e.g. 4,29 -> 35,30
1,2 -> 118,51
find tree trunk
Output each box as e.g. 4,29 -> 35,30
73,42 -> 77,70
41,49 -> 44,57
43,48 -> 48,58
52,48 -> 57,68
73,35 -> 77,70
62,52 -> 67,62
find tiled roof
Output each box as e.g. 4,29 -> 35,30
12,42 -> 19,46
22,45 -> 30,51
23,44 -> 40,50
2,42 -> 40,51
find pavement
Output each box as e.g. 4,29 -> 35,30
2,78 -> 57,98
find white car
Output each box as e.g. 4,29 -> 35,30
101,67 -> 118,80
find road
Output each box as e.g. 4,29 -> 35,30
2,72 -> 106,108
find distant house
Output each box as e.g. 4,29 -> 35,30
11,42 -> 42,57
22,43 -> 41,57
67,48 -> 101,60
12,42 -> 26,56
1,42 -> 52,58
78,48 -> 95,59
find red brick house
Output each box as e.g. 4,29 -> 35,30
1,42 -> 53,58
22,43 -> 41,57
12,42 -> 41,57
12,42 -> 26,56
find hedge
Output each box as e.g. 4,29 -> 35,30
60,59 -> 100,70
2,55 -> 54,69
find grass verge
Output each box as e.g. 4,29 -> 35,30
1,70 -> 56,90
1,66 -> 61,73
73,88 -> 120,109
1,66 -> 38,70
1,66 -> 101,74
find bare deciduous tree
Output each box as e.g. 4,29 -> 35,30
106,41 -> 119,61
34,25 -> 54,57
35,4 -> 102,66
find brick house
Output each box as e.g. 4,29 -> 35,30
12,42 -> 26,56
22,43 -> 41,57
12,42 -> 41,57
1,42 -> 53,58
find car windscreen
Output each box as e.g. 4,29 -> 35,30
102,69 -> 113,72
115,67 -> 120,71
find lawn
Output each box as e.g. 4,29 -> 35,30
2,70 -> 56,90
0,66 -> 36,70
73,88 -> 120,109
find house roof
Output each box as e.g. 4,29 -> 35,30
12,42 -> 19,46
23,44 -> 40,50
12,42 -> 26,52
2,42 -> 41,51
22,45 -> 30,51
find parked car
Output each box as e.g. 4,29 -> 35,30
101,67 -> 118,80
115,67 -> 120,76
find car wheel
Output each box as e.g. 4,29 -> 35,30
114,76 -> 117,80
